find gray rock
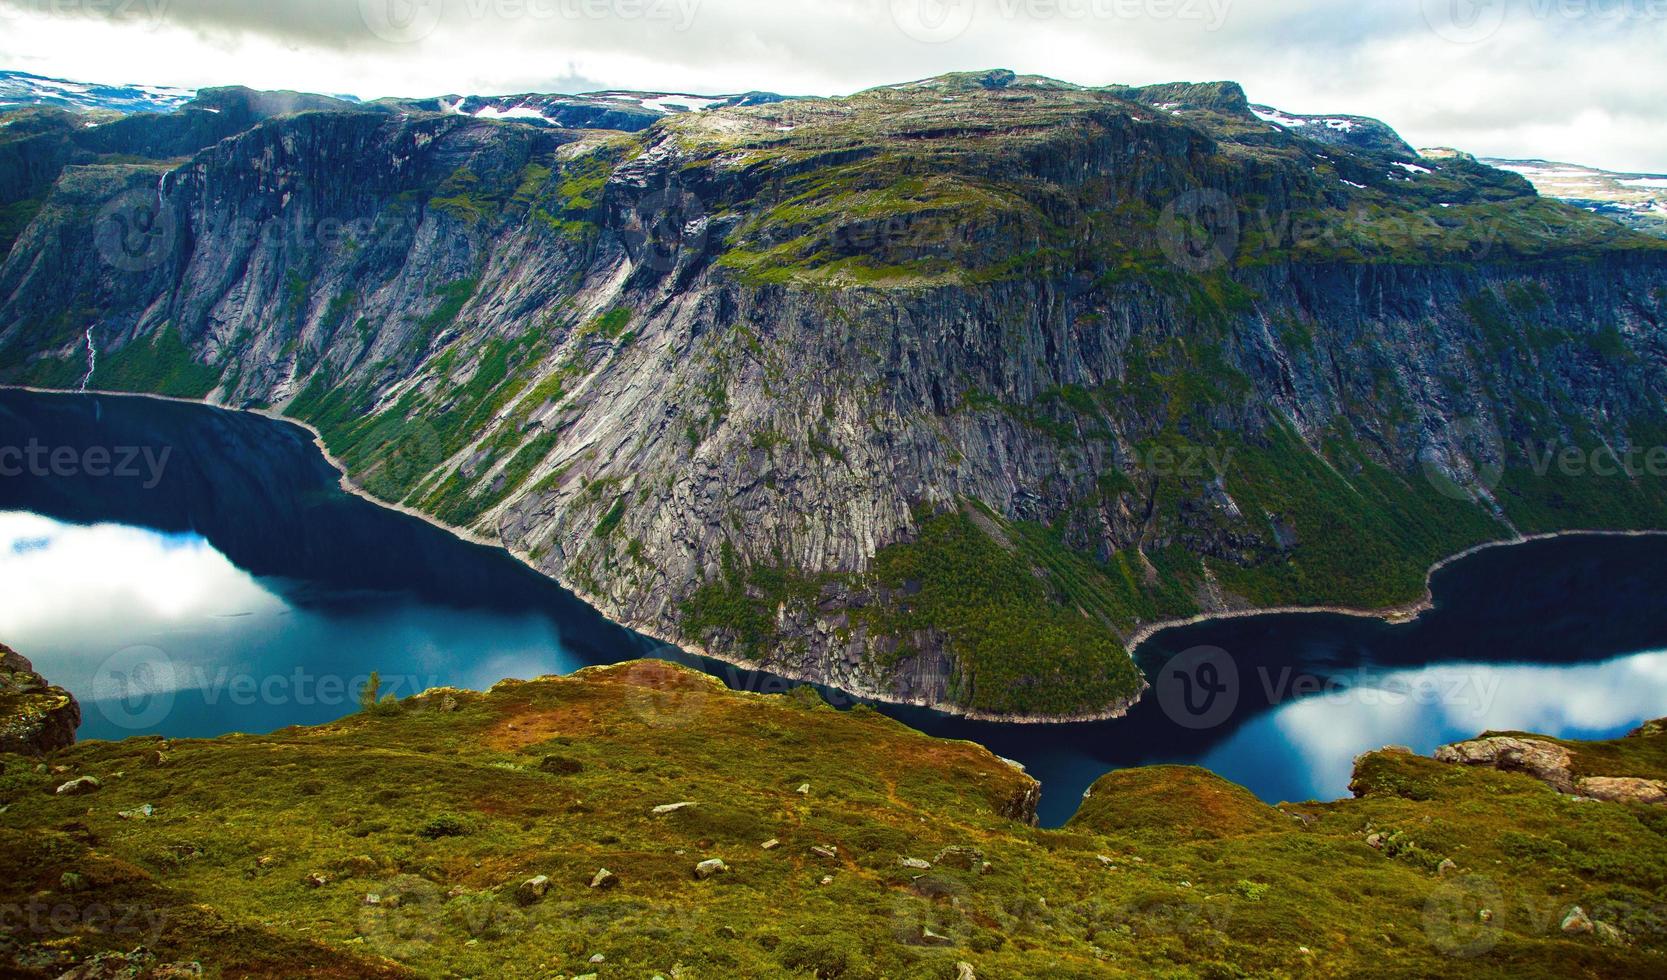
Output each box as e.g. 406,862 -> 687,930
652,801 -> 698,814
1434,738 -> 1576,794
1576,776 -> 1667,805
54,776 -> 101,796
899,857 -> 932,870
933,846 -> 984,870
515,874 -> 551,905
1560,906 -> 1594,935
694,858 -> 729,879
589,868 -> 618,889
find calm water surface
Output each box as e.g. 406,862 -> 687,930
3,388 -> 1665,827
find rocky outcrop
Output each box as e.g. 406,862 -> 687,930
1435,735 -> 1667,805
1433,736 -> 1577,793
1576,776 -> 1667,805
0,644 -> 80,755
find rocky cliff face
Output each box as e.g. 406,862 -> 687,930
3,71 -> 1666,719
0,644 -> 80,755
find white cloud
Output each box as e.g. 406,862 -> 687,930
0,512 -> 281,647
0,0 -> 1663,170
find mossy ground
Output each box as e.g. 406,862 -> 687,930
4,663 -> 1665,978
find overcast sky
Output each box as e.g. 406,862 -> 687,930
2,0 -> 1663,172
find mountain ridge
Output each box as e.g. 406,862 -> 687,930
2,70 -> 1666,719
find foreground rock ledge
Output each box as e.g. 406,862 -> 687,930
0,643 -> 80,755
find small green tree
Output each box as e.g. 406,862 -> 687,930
358,671 -> 382,712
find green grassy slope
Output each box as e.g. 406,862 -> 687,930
3,662 -> 1665,978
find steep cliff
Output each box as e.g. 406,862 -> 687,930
3,71 -> 1666,719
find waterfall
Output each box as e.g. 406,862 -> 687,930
78,326 -> 96,392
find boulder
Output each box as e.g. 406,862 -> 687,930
956,963 -> 977,980
0,646 -> 81,755
899,857 -> 932,870
694,858 -> 729,879
589,868 -> 618,889
1434,737 -> 1575,793
809,845 -> 838,860
933,846 -> 984,871
1576,776 -> 1667,805
1560,906 -> 1594,935
652,801 -> 697,815
55,776 -> 102,796
515,875 -> 551,905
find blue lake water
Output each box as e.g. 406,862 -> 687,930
3,388 -> 1666,827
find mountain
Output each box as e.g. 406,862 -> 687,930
1481,157 -> 1667,238
3,657 -> 1666,976
392,90 -> 794,132
0,70 -> 194,115
1248,103 -> 1419,158
2,69 -> 1666,721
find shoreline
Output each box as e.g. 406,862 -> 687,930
7,383 -> 1667,726
1122,528 -> 1667,661
1,383 -> 1140,724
